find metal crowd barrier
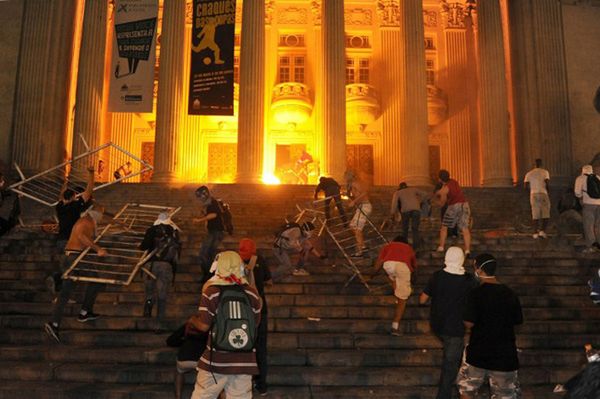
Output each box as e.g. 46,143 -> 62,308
62,204 -> 181,286
8,140 -> 153,207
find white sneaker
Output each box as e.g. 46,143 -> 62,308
538,231 -> 547,239
532,232 -> 539,239
436,246 -> 444,252
292,268 -> 310,276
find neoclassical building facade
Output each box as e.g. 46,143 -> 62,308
1,0 -> 600,187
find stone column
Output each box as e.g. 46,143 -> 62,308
441,1 -> 473,186
473,0 -> 512,186
236,0 -> 266,183
377,0 -> 430,186
509,0 -> 572,185
152,0 -> 186,183
321,0 -> 346,181
12,0 -> 77,174
71,0 -> 108,157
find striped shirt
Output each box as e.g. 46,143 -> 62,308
197,284 -> 262,375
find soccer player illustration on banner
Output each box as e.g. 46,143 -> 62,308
192,17 -> 225,65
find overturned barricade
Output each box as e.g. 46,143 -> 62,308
62,204 -> 180,286
295,196 -> 388,292
8,141 -> 153,207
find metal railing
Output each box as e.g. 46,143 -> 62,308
62,203 -> 180,286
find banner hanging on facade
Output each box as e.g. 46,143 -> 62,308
188,0 -> 236,116
108,0 -> 158,113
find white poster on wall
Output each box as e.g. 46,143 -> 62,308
108,0 -> 158,113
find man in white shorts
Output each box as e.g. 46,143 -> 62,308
347,173 -> 372,257
524,158 -> 550,239
374,236 -> 417,336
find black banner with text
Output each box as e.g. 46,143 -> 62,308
188,0 -> 236,116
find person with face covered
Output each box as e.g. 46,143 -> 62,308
194,186 -> 226,283
44,205 -> 108,343
457,254 -> 523,399
419,247 -> 478,399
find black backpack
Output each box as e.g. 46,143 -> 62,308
274,222 -> 300,248
153,225 -> 181,265
585,174 -> 600,199
210,285 -> 257,352
217,200 -> 234,235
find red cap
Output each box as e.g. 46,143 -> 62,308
239,238 -> 257,261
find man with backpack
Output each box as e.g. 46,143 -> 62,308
187,251 -> 262,399
272,221 -> 322,280
139,212 -> 181,322
194,186 -> 230,282
575,164 -> 600,253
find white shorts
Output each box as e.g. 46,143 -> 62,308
383,261 -> 412,300
350,202 -> 372,231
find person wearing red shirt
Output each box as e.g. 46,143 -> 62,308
374,235 -> 417,336
435,169 -> 472,256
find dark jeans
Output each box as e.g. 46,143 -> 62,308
52,253 -> 105,325
144,261 -> 173,320
199,230 -> 225,281
324,193 -> 347,223
254,311 -> 269,390
401,210 -> 421,247
437,335 -> 464,399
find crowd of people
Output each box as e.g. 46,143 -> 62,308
0,156 -> 596,399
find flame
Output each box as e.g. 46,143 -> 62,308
262,172 -> 281,185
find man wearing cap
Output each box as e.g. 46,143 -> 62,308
194,186 -> 226,282
187,251 -> 262,399
419,247 -> 478,399
373,235 -> 417,336
44,204 -> 108,343
139,212 -> 181,322
239,238 -> 272,396
457,254 -> 523,399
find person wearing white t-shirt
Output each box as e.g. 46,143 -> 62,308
574,164 -> 600,253
524,159 -> 550,239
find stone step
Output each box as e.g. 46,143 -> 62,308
0,345 -> 586,368
2,300 -> 600,321
0,361 -> 579,388
0,380 -> 567,399
0,289 -> 593,309
1,326 -> 597,352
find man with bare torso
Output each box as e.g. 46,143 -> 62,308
44,205 -> 107,343
347,172 -> 372,257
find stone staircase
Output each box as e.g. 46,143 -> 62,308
0,184 -> 598,398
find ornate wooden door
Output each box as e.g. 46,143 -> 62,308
346,144 -> 373,184
208,143 -> 237,182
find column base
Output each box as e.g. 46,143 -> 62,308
151,171 -> 177,184
235,172 -> 263,184
482,177 -> 513,187
401,175 -> 434,187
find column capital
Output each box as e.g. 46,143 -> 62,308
265,0 -> 275,25
310,0 -> 321,25
440,1 -> 469,30
376,0 -> 400,27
